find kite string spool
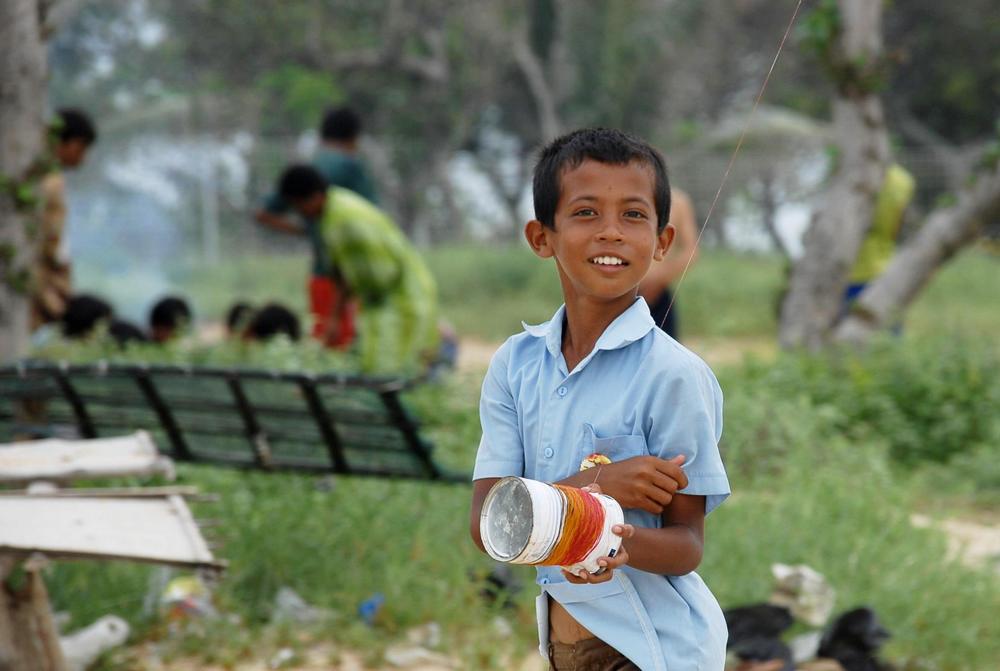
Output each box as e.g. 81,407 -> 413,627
538,484 -> 606,567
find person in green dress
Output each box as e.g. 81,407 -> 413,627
278,165 -> 439,374
255,107 -> 379,347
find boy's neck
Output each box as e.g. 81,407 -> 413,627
560,292 -> 637,373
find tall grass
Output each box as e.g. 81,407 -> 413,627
39,245 -> 1000,668
46,337 -> 1000,669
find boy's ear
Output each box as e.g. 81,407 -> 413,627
653,223 -> 675,262
524,219 -> 555,259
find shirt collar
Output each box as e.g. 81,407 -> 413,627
522,297 -> 655,362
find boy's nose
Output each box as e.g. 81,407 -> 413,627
596,216 -> 625,242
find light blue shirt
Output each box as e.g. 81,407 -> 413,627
474,298 -> 730,670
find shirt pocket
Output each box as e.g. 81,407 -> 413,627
581,423 -> 648,466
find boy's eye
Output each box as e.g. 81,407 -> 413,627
573,208 -> 597,217
624,210 -> 648,219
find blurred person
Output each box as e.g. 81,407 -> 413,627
255,106 -> 379,347
638,188 -> 698,340
225,301 -> 255,338
842,163 -> 916,318
278,165 -> 438,374
149,295 -> 193,343
61,293 -> 113,339
242,303 -> 301,342
108,319 -> 149,347
31,108 -> 98,329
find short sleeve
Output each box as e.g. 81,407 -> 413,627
646,358 -> 730,514
473,342 -> 525,480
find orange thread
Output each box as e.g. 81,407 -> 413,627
539,485 -> 605,566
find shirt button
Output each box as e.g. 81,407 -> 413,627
543,447 -> 554,459
540,577 -> 550,585
557,386 -> 568,397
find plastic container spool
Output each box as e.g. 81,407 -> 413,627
480,476 -> 625,575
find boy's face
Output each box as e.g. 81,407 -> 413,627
291,192 -> 326,220
56,139 -> 90,169
525,159 -> 674,306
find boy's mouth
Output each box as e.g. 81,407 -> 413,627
588,255 -> 628,267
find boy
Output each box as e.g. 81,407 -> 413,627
255,106 -> 378,347
278,165 -> 438,374
470,128 -> 730,670
149,295 -> 193,343
32,108 -> 98,329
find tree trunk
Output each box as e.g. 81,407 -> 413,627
778,0 -> 889,349
0,0 -> 48,363
834,165 -> 1000,344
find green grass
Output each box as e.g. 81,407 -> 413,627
45,337 -> 1000,669
37,245 -> 1000,668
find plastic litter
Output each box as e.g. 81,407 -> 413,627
59,615 -> 130,671
769,563 -> 836,627
358,592 -> 385,625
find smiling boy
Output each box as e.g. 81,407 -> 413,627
470,128 -> 730,670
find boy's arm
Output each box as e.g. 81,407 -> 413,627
554,455 -> 689,514
469,478 -> 500,552
620,493 -> 705,575
254,209 -> 304,235
562,490 -> 705,584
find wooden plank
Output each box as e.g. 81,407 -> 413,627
0,496 -> 220,569
0,485 -> 205,499
0,431 -> 174,483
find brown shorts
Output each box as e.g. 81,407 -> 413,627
548,637 -> 639,671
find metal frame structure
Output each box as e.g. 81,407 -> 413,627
0,361 -> 464,483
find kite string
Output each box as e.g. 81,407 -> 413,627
660,0 -> 805,329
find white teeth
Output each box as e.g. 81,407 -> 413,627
592,256 -> 624,266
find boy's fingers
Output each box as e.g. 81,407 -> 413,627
655,458 -> 689,490
612,524 -> 635,539
650,472 -> 680,496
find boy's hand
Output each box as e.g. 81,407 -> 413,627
561,484 -> 634,584
593,455 -> 688,514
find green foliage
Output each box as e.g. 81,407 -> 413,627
256,65 -> 344,133
798,0 -> 840,62
32,247 -> 1000,666
724,336 -> 1000,471
43,341 -> 1000,668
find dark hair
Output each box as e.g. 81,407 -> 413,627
225,301 -> 254,333
321,106 -> 362,141
244,303 -> 301,342
150,295 -> 192,330
532,127 -> 671,232
278,164 -> 328,201
62,294 -> 113,338
55,108 -> 97,145
108,319 -> 148,347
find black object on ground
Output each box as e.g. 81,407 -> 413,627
724,604 -> 795,671
818,607 -> 893,671
725,604 -> 794,644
